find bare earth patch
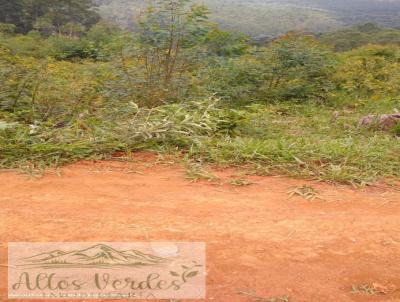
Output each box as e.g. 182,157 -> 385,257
0,152 -> 399,302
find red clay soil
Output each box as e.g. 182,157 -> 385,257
0,152 -> 400,302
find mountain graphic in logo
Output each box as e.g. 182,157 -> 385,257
21,244 -> 170,268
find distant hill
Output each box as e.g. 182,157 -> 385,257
318,23 -> 400,51
95,0 -> 400,36
286,0 -> 400,28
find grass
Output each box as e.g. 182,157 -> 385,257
1,98 -> 399,185
237,290 -> 291,302
287,185 -> 323,201
181,99 -> 400,185
185,162 -> 221,183
229,178 -> 254,186
350,284 -> 380,295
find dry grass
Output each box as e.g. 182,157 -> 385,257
237,290 -> 292,302
287,185 -> 324,201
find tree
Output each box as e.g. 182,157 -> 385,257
0,0 -> 100,35
137,0 -> 210,86
0,0 -> 25,32
258,33 -> 336,101
204,28 -> 249,57
110,0 -> 212,106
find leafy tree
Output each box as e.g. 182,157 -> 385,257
196,33 -> 336,104
87,21 -> 120,46
258,33 -> 336,101
137,0 -> 210,85
204,28 -> 248,56
0,0 -> 25,32
108,0 -> 212,106
0,0 -> 100,35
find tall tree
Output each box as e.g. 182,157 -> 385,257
107,0 -> 211,106
0,0 -> 100,35
137,0 -> 210,87
0,0 -> 25,32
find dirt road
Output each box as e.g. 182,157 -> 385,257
1,153 -> 399,302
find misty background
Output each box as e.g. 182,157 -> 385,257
96,0 -> 400,37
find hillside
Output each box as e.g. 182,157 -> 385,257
318,23 -> 400,51
96,0 -> 400,36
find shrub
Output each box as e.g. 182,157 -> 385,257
47,36 -> 98,60
196,34 -> 337,104
335,45 -> 400,98
256,33 -> 336,102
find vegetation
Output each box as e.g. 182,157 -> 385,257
0,0 -> 100,35
95,0 -> 400,37
319,23 -> 400,51
0,0 -> 399,185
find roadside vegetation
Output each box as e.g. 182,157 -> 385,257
0,0 -> 399,185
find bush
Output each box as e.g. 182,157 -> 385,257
196,34 -> 337,104
47,36 -> 98,60
393,122 -> 400,136
0,23 -> 16,35
335,45 -> 400,98
256,33 -> 336,102
0,50 -> 104,123
0,31 -> 52,58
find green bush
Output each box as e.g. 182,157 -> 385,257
47,36 -> 98,60
0,23 -> 16,35
196,34 -> 336,104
